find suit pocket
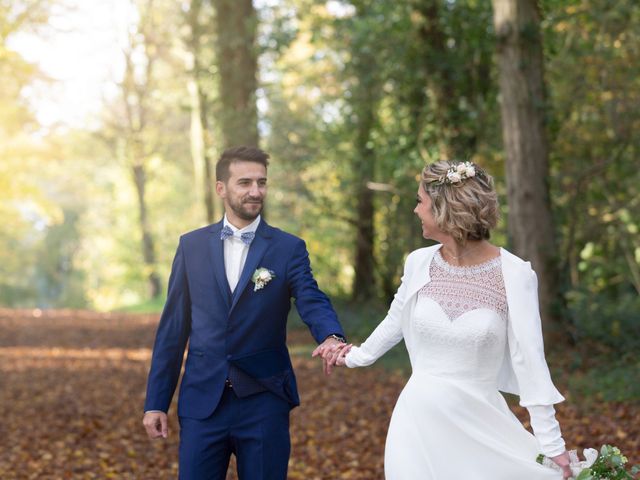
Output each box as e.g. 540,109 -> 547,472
257,371 -> 298,406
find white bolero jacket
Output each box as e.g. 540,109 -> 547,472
345,244 -> 565,407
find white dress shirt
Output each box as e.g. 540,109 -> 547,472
223,215 -> 261,292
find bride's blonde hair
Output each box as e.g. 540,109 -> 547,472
420,161 -> 499,245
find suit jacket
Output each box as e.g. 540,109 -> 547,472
346,244 -> 565,407
144,219 -> 344,419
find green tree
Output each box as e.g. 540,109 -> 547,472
544,0 -> 640,347
98,0 -> 191,300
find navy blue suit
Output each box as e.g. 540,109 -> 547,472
144,219 -> 343,479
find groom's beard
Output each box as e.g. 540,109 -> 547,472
228,195 -> 264,221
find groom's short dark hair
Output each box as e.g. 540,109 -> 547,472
216,146 -> 270,182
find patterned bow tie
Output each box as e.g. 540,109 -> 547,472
220,225 -> 255,245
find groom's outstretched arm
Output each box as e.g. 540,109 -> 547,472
287,239 -> 346,373
287,239 -> 344,342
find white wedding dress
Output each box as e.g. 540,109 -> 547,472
347,251 -> 562,479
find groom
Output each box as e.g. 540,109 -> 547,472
142,146 -> 346,479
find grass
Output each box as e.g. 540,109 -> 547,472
114,296 -> 166,314
564,354 -> 640,404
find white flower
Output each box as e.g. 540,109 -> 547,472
432,162 -> 480,186
539,448 -> 600,477
252,268 -> 275,291
258,270 -> 271,281
583,448 -> 598,468
447,171 -> 462,183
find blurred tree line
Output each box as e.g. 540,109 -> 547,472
1,0 -> 638,351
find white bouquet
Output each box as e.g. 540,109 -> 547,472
537,445 -> 639,479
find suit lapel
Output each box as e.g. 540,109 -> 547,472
209,221 -> 232,310
229,220 -> 274,313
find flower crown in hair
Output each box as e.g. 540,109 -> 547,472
430,161 -> 477,186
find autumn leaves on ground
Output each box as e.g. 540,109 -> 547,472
0,310 -> 638,480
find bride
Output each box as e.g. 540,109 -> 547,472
332,161 -> 572,479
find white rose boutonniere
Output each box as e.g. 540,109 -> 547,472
252,268 -> 275,291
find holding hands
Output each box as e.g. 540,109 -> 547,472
311,336 -> 352,375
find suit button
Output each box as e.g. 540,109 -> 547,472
226,355 -> 231,360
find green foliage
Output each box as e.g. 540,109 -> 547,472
544,0 -> 640,348
266,0 -> 501,299
567,354 -> 640,404
568,287 -> 640,351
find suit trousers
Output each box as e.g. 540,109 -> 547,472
178,387 -> 291,480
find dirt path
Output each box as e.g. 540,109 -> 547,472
0,310 -> 637,479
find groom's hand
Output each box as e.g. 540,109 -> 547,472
312,337 -> 348,376
143,411 -> 168,439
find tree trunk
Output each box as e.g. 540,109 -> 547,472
352,103 -> 377,301
349,3 -> 378,301
119,1 -> 163,300
132,162 -> 162,299
213,0 -> 259,148
199,86 -> 218,222
186,0 -> 219,223
492,0 -> 563,331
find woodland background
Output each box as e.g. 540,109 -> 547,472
1,0 -> 639,477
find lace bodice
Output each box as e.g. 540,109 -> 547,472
419,250 -> 507,321
410,251 -> 508,384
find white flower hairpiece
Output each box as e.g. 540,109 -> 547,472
431,161 -> 477,186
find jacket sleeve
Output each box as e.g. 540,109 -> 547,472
345,253 -> 413,368
502,267 -> 565,407
143,240 -> 192,413
527,404 -> 566,457
287,239 -> 344,343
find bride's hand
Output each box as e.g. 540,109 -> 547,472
550,451 -> 572,479
330,343 -> 352,367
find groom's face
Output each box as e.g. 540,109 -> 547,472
216,160 -> 268,222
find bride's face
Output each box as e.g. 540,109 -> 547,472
414,187 -> 440,240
